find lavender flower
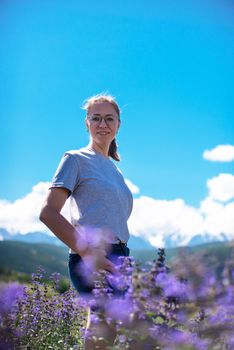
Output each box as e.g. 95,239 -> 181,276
0,245 -> 233,350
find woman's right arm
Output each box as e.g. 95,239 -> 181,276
39,187 -> 88,255
39,188 -> 115,273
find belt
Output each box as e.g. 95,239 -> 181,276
112,239 -> 127,247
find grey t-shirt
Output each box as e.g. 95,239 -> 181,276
49,146 -> 133,252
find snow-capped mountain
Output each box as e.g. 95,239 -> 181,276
0,228 -> 232,249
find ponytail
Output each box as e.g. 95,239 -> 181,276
108,138 -> 121,162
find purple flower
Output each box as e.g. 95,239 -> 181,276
227,334 -> 234,348
167,328 -> 192,344
155,273 -> 189,298
106,271 -> 128,291
89,313 -> 100,324
105,297 -> 133,323
0,282 -> 25,315
119,334 -> 127,343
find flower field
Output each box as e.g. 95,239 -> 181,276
0,248 -> 234,350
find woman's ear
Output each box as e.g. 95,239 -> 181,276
85,118 -> 89,131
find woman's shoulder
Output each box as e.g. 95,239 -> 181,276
63,147 -> 94,162
64,146 -> 91,156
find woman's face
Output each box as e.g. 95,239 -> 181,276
85,101 -> 120,146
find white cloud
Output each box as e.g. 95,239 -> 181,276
200,198 -> 234,237
0,182 -> 71,234
128,173 -> 234,246
0,173 -> 234,248
128,196 -> 204,247
124,179 -> 140,194
203,144 -> 234,162
207,173 -> 234,202
127,193 -> 234,247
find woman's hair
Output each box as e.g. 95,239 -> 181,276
81,92 -> 121,161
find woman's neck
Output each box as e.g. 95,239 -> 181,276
88,142 -> 110,158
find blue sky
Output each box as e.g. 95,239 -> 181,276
0,0 -> 234,245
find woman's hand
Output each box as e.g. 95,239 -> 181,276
80,246 -> 116,274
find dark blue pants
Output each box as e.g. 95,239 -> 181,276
68,244 -> 130,307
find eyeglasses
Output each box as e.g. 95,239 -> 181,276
87,114 -> 119,125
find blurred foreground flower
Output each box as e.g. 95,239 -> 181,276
0,245 -> 234,350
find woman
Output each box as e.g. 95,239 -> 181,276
39,93 -> 133,349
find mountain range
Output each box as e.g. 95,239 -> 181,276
0,228 -> 232,250
0,228 -> 154,250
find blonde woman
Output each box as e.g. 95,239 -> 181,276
39,93 -> 133,349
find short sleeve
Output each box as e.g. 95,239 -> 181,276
48,152 -> 80,196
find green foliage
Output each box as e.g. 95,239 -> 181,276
1,240 -> 234,279
0,241 -> 68,277
0,246 -> 234,350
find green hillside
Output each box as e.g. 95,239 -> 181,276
0,241 -> 69,278
132,240 -> 234,265
0,240 -> 233,281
